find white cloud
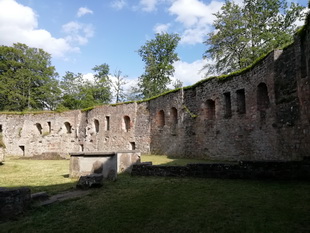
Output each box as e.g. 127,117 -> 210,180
80,59 -> 208,101
0,0 -> 95,58
62,21 -> 94,45
180,26 -> 210,44
295,8 -> 309,26
153,23 -> 171,33
83,73 -> 95,83
173,59 -> 206,86
140,0 -> 159,12
168,0 -> 223,44
0,0 -> 77,57
77,7 -> 93,17
111,0 -> 127,10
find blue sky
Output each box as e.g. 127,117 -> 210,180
0,0 -> 308,88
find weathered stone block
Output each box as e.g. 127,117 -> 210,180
69,151 -> 141,179
0,187 -> 31,221
76,174 -> 104,190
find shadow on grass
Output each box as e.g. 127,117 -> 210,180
1,158 -> 310,233
4,178 -> 78,195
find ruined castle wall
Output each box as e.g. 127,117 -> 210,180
0,19 -> 309,161
148,20 -> 310,161
0,101 -> 151,157
149,52 -> 282,160
149,90 -> 185,156
78,102 -> 151,153
0,111 -> 81,157
271,29 -> 310,160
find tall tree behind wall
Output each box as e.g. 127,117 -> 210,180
0,43 -> 60,111
204,0 -> 305,75
137,33 -> 180,99
92,63 -> 112,103
59,64 -> 112,110
111,69 -> 127,103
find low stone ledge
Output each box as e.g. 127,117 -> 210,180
0,187 -> 31,221
31,192 -> 49,202
131,160 -> 310,180
70,152 -> 116,157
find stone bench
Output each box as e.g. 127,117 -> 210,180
69,151 -> 141,179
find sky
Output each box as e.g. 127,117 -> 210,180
0,0 -> 309,89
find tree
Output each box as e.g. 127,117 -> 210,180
92,63 -> 112,103
111,70 -> 127,103
59,64 -> 112,110
137,33 -> 180,98
172,79 -> 183,89
204,0 -> 305,75
59,72 -> 86,109
0,43 -> 60,111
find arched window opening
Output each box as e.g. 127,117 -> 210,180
94,119 -> 100,133
156,110 -> 165,128
130,142 -> 136,150
236,89 -> 246,114
123,116 -> 131,132
36,123 -> 42,134
171,107 -> 178,125
64,122 -> 72,134
257,83 -> 270,111
206,99 -> 216,120
224,92 -> 232,118
19,145 -> 25,156
105,116 -> 110,131
47,122 -> 51,133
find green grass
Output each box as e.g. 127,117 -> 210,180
0,157 -> 77,194
141,154 -> 210,165
1,156 -> 310,233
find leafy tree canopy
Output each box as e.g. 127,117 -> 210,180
0,43 -> 60,111
204,0 -> 305,75
137,33 -> 180,99
59,63 -> 112,110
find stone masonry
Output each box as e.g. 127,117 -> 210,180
0,20 -> 309,161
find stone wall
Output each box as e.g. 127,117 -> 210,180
0,20 -> 309,161
0,111 -> 82,157
148,22 -> 310,161
149,51 -> 281,160
0,103 -> 151,157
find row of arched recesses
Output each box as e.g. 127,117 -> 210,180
156,107 -> 178,128
155,83 -> 270,125
206,82 -> 270,120
34,116 -> 132,136
93,116 -> 132,134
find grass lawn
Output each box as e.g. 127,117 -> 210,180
141,154 -> 211,166
0,157 -> 77,194
0,156 -> 310,233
